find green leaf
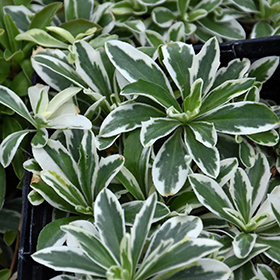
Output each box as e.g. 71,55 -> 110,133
249,56 -> 279,83
152,129 -> 190,196
190,37 -> 220,95
0,130 -> 29,168
200,78 -> 255,115
16,29 -> 69,49
166,21 -> 185,42
268,194 -> 280,228
121,79 -> 180,111
27,190 -> 44,206
152,7 -> 176,28
122,201 -> 170,226
199,102 -> 279,135
130,193 -> 157,273
62,224 -> 119,269
0,269 -> 11,280
99,103 -> 165,137
178,0 -> 190,17
229,0 -> 258,12
0,209 -> 20,232
65,0 -> 94,21
32,246 -> 106,276
138,0 -> 165,5
233,232 -> 257,259
256,264 -> 278,280
239,138 -> 255,168
94,154 -> 125,198
230,168 -> 252,223
186,9 -> 207,22
184,126 -> 219,178
105,40 -> 172,93
145,30 -> 164,48
29,2 -> 62,30
0,164 -> 5,210
216,157 -> 238,186
247,130 -> 279,146
123,129 -> 151,196
95,189 -> 125,263
116,166 -> 145,200
198,15 -> 245,40
140,118 -> 181,147
73,40 -> 112,100
257,236 -> 280,264
194,0 -> 222,12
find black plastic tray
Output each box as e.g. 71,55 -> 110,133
17,35 -> 280,280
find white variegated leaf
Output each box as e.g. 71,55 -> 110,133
232,232 -> 257,259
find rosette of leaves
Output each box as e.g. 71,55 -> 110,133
98,37 -> 279,196
0,84 -> 92,169
223,0 -> 280,38
189,152 -> 280,277
31,188 -> 232,280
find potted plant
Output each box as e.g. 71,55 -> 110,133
1,1 -> 280,280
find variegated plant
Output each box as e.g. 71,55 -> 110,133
99,37 -> 279,196
189,151 -> 280,277
0,84 -> 91,168
32,188 -> 232,280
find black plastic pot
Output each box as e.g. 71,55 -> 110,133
17,35 -> 280,280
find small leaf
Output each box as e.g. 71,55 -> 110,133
152,7 -> 176,28
233,232 -> 257,259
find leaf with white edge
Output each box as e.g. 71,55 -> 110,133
28,189 -> 44,206
151,7 -> 176,28
247,129 -> 279,146
121,79 -> 180,111
189,174 -> 237,223
63,129 -> 84,162
32,139 -> 80,188
32,246 -> 106,276
224,244 -> 270,271
249,56 -> 279,83
184,126 -> 219,178
212,58 -> 251,89
123,129 -> 151,196
130,193 -> 157,272
166,21 -> 185,43
160,259 -> 232,280
256,264 -> 278,280
32,49 -> 87,90
41,170 -> 88,208
194,0 -> 222,12
94,154 -> 125,198
268,194 -> 280,228
188,121 -> 217,148
198,102 -> 279,135
233,232 -> 257,259
37,216 -> 84,250
247,152 -> 271,215
47,114 -> 92,130
251,22 -> 274,39
46,26 -> 75,44
61,224 -> 119,269
146,215 -> 203,257
122,201 -> 170,226
245,86 -> 260,102
78,130 -> 99,204
137,0 -> 166,5
99,103 -> 165,137
183,78 -> 202,116
30,178 -> 77,213
198,15 -> 245,40
257,236 -> 280,264
190,37 -> 220,95
152,129 -> 190,196
95,189 -> 125,263
199,78 -> 255,115
239,138 -> 255,168
0,130 -> 29,168
216,157 -> 238,186
229,0 -> 258,12
140,118 -> 181,147
31,128 -> 49,148
145,30 -> 164,48
50,276 -> 80,280
136,238 -> 222,280
105,40 -> 172,93
95,135 -> 120,151
116,166 -> 145,200
0,165 -> 5,210
28,84 -> 49,115
16,29 -> 69,49
230,167 -> 253,223
0,86 -> 36,127
73,41 -> 112,100
64,0 -> 94,21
